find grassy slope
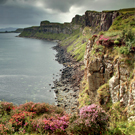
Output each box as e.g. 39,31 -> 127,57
109,8 -> 135,31
60,27 -> 92,62
20,30 -> 70,41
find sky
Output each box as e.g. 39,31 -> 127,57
0,0 -> 134,29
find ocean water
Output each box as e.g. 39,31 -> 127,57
0,33 -> 63,105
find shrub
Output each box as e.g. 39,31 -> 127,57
15,102 -> 49,115
32,114 -> 69,134
119,46 -> 130,55
9,111 -> 35,132
0,102 -> 14,115
68,104 -> 109,134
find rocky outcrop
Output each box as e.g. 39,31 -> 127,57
20,21 -> 72,37
71,14 -> 85,26
85,11 -> 101,29
84,35 -> 135,119
85,11 -> 119,31
40,21 -> 72,34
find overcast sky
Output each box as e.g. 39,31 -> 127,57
0,0 -> 134,28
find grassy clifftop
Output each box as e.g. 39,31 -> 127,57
109,9 -> 135,31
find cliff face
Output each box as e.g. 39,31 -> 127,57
71,15 -> 85,26
70,10 -> 119,31
85,11 -> 119,31
39,21 -> 72,34
85,11 -> 101,29
84,34 -> 135,121
21,21 -> 72,36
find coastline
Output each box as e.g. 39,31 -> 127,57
52,44 -> 84,114
18,35 -> 84,114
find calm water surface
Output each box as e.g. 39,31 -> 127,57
0,33 -> 63,105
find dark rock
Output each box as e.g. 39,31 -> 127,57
73,94 -> 77,97
64,104 -> 68,107
54,90 -> 58,93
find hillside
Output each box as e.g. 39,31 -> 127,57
1,8 -> 135,135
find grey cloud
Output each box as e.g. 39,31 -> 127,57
2,0 -> 135,13
39,0 -> 135,12
0,0 -> 134,28
0,0 -> 8,4
0,5 -> 46,25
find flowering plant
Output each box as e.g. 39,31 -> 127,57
32,114 -> 69,134
9,111 -> 35,131
68,104 -> 109,134
0,102 -> 14,115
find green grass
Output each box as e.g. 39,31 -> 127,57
61,27 -> 92,62
19,31 -> 34,37
34,32 -> 69,40
109,12 -> 135,31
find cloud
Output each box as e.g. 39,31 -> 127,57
0,0 -> 134,28
0,0 -> 8,4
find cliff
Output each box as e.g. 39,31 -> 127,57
83,31 -> 135,121
85,10 -> 119,31
19,21 -> 73,40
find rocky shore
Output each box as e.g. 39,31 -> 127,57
52,44 -> 84,114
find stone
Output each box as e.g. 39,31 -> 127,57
109,76 -> 120,103
88,72 -> 104,93
54,90 -> 58,94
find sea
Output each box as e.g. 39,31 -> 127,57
0,33 -> 63,105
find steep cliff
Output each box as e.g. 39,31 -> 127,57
19,21 -> 73,40
71,14 -> 85,27
83,31 -> 135,121
85,10 -> 119,31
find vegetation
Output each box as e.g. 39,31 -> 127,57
0,101 -> 110,135
78,77 -> 91,108
109,8 -> 135,31
61,27 -> 92,61
34,32 -> 70,41
67,104 -> 109,135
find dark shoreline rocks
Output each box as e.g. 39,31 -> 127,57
52,44 -> 84,114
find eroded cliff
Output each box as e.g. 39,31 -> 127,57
83,32 -> 135,121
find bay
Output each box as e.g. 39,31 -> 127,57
0,33 -> 63,105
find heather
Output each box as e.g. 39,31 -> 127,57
67,104 -> 109,135
0,102 -> 110,134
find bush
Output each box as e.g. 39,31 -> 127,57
0,102 -> 14,115
32,114 -> 69,134
119,46 -> 130,55
9,111 -> 36,132
15,102 -> 50,115
68,104 -> 109,134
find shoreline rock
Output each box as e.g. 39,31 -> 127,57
53,44 -> 84,114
